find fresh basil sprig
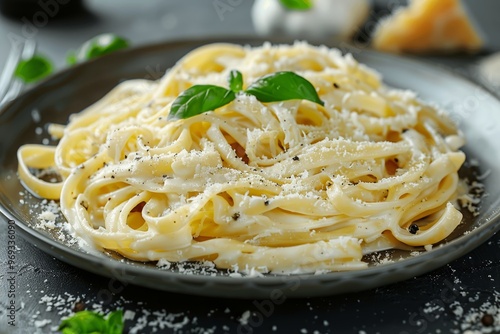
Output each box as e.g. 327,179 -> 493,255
58,309 -> 124,334
14,54 -> 53,83
13,33 -> 128,84
229,69 -> 243,92
168,70 -> 323,120
170,85 -> 236,121
246,71 -> 324,106
67,33 -> 129,65
279,0 -> 313,10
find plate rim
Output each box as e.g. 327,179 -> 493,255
1,36 -> 500,297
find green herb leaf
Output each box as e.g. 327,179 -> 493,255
105,310 -> 124,334
58,310 -> 124,334
68,33 -> 129,65
58,310 -> 108,334
279,0 -> 313,10
14,54 -> 53,83
168,85 -> 236,120
66,51 -> 77,65
168,70 -> 323,121
246,71 -> 324,106
228,70 -> 243,92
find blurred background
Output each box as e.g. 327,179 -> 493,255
1,0 -> 500,94
0,0 -> 500,63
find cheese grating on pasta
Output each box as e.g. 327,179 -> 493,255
18,42 -> 466,274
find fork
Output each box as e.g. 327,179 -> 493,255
0,39 -> 37,109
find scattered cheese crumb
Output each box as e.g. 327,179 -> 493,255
239,310 -> 251,326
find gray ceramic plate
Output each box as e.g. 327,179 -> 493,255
1,38 -> 499,298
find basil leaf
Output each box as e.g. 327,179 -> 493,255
66,51 -> 78,65
59,310 -> 124,334
14,55 -> 53,83
58,310 -> 108,334
68,33 -> 129,64
228,70 -> 243,92
246,71 -> 324,106
106,310 -> 124,334
279,0 -> 313,10
168,85 -> 236,120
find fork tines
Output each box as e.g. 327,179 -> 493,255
0,39 -> 37,108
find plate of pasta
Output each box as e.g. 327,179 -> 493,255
1,38 -> 499,298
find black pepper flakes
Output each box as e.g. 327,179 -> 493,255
264,200 -> 270,206
408,224 -> 419,234
333,82 -> 340,89
80,201 -> 89,210
232,212 -> 240,220
481,313 -> 494,327
292,156 -> 300,161
73,301 -> 86,312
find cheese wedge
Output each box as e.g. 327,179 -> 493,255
372,0 -> 483,53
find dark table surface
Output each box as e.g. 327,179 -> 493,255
1,1 -> 500,333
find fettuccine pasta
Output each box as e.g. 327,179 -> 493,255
18,42 -> 466,274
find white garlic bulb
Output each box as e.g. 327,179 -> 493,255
252,0 -> 371,40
